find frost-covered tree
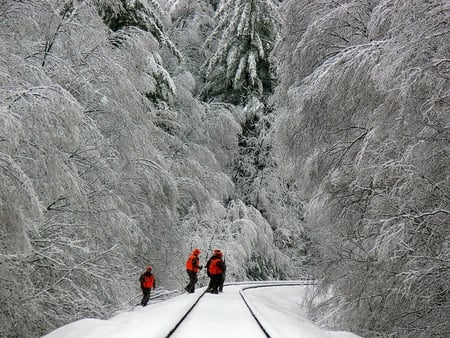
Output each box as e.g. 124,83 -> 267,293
232,98 -> 272,208
99,0 -> 181,58
201,0 -> 280,104
0,0 -> 294,336
274,1 -> 450,337
231,98 -> 308,275
179,197 -> 291,281
167,0 -> 216,84
95,0 -> 182,104
0,0 -> 182,336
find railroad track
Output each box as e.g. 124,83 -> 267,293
164,279 -> 315,338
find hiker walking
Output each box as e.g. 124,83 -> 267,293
139,266 -> 155,306
185,248 -> 203,293
206,249 -> 225,294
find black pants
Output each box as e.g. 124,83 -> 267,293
209,274 -> 223,294
185,270 -> 198,293
141,288 -> 151,306
219,273 -> 225,292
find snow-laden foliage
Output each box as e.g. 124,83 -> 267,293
98,0 -> 182,60
0,0 -> 292,336
201,0 -> 280,104
167,4 -> 307,277
274,0 -> 450,337
181,198 -> 291,282
232,102 -> 271,192
0,1 -> 183,336
230,96 -> 309,276
165,61 -> 294,282
167,0 -> 215,85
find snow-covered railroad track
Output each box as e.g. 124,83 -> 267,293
239,281 -> 315,337
164,289 -> 206,337
165,280 -> 315,338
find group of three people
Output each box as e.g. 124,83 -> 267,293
139,248 -> 226,306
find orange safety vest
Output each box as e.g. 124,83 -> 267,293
208,257 -> 224,275
186,254 -> 200,272
142,274 -> 155,288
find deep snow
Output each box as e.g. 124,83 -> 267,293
43,282 -> 361,338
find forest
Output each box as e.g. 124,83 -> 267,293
0,0 -> 448,337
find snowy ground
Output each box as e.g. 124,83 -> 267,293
43,282 -> 361,338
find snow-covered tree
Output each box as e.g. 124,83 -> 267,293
0,0 -> 294,336
232,98 -> 272,208
167,0 -> 216,84
201,0 -> 280,104
0,0 -> 182,335
98,0 -> 182,58
274,1 -> 450,337
231,98 -> 308,275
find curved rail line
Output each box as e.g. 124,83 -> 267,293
239,281 -> 315,337
164,279 -> 315,338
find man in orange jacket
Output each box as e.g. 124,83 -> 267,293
206,249 -> 226,294
139,266 -> 155,306
185,248 -> 203,293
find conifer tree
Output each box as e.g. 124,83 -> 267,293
168,0 -> 215,82
99,0 -> 182,60
201,0 -> 280,104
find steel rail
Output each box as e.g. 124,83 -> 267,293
238,281 -> 316,338
164,289 -> 208,337
164,279 -> 315,337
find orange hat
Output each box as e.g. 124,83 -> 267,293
192,248 -> 201,255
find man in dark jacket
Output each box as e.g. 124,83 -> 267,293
139,266 -> 155,306
206,249 -> 225,294
185,248 -> 202,293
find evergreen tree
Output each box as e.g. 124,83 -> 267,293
96,0 -> 182,106
99,0 -> 182,60
201,0 -> 280,104
167,0 -> 216,83
232,98 -> 272,209
232,98 -> 308,276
